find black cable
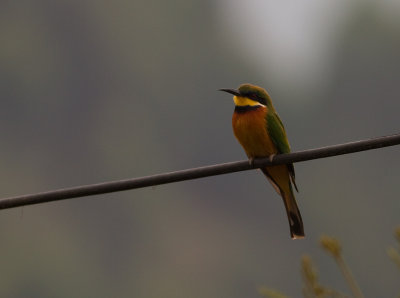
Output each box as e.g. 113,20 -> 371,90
0,133 -> 399,210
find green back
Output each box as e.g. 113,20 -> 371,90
266,111 -> 291,154
266,110 -> 298,191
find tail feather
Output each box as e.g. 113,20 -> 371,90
282,190 -> 304,239
261,167 -> 305,239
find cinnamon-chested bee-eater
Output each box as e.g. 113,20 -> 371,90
220,83 -> 304,239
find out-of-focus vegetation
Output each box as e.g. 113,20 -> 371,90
260,228 -> 400,297
388,227 -> 400,270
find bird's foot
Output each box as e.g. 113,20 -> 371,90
248,158 -> 255,167
268,154 -> 276,163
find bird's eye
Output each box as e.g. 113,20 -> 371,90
250,94 -> 258,101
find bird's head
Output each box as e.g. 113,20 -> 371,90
219,83 -> 272,107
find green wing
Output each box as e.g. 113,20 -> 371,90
266,111 -> 290,154
266,111 -> 298,191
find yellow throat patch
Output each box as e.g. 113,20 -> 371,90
233,96 -> 264,107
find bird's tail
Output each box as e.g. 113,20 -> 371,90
281,189 -> 304,239
261,167 -> 305,239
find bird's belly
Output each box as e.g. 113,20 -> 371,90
232,110 -> 277,158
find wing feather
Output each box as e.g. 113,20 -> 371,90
266,112 -> 298,192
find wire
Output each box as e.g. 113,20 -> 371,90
0,133 -> 399,210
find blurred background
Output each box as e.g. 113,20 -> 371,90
0,0 -> 399,297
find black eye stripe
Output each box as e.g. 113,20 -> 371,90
245,94 -> 266,105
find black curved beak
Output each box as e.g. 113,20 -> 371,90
219,88 -> 241,97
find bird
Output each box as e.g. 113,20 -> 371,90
220,83 -> 304,239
